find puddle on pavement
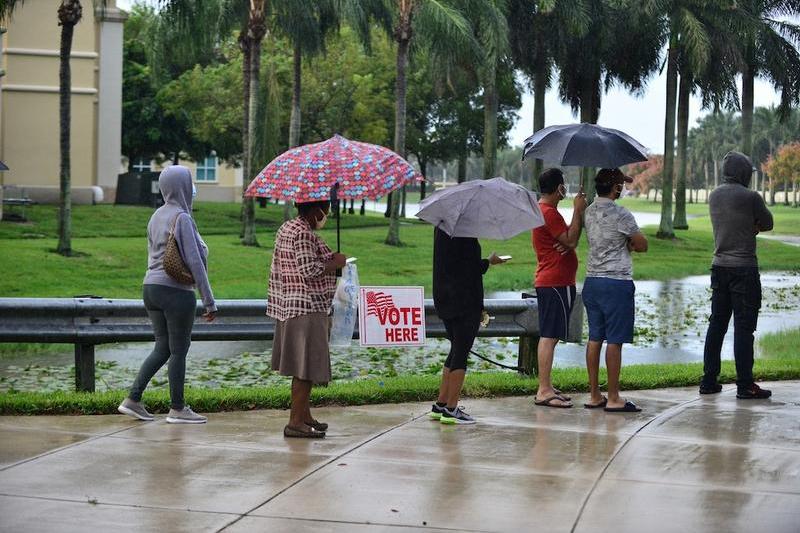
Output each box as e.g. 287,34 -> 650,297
2,271 -> 798,393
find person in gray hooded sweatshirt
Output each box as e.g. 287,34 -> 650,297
701,151 -> 773,399
118,165 -> 217,423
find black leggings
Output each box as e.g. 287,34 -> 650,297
442,312 -> 481,371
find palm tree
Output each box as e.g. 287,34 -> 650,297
384,0 -> 478,246
672,5 -> 742,229
275,0 -> 391,221
736,1 -> 800,157
644,0 -> 735,238
508,0 -> 590,185
1,0 -> 112,256
558,1 -> 664,200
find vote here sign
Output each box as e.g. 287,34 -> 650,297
358,286 -> 426,346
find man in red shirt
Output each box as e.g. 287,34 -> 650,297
532,168 -> 587,408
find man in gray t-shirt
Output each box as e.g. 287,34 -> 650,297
582,169 -> 648,412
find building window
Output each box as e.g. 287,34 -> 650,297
133,157 -> 151,172
196,154 -> 217,182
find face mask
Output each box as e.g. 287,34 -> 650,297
192,184 -> 197,198
315,210 -> 328,230
557,184 -> 567,199
618,184 -> 633,199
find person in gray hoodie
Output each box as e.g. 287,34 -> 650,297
118,165 -> 217,423
701,151 -> 774,399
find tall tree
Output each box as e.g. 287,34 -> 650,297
736,1 -> 800,157
383,0 -> 478,246
558,1 -> 665,200
508,0 -> 590,186
1,1 -> 113,256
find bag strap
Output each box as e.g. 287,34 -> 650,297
169,212 -> 188,238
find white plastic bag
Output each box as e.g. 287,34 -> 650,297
329,263 -> 360,346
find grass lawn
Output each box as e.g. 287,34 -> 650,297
2,201 -> 799,298
619,197 -> 800,235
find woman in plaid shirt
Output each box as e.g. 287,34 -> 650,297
268,200 -> 346,438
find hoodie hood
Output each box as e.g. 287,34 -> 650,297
159,165 -> 193,211
721,151 -> 753,188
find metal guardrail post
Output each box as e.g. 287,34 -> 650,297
74,344 -> 95,392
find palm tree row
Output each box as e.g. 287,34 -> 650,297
2,1 -> 798,251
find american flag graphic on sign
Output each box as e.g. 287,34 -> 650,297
365,291 -> 396,317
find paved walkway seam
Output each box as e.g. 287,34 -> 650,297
569,395 -> 702,533
0,423 -> 138,473
216,412 -> 428,532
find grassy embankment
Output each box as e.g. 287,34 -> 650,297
0,201 -> 797,414
1,327 -> 797,415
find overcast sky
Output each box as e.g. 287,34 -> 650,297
116,0 -> 788,153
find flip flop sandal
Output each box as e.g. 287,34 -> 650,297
284,424 -> 326,438
604,400 -> 641,413
553,388 -> 572,401
534,395 -> 573,408
583,397 -> 608,409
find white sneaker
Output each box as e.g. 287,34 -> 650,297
118,398 -> 154,421
165,406 -> 207,424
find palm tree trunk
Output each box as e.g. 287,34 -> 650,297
579,75 -> 598,200
457,148 -> 467,183
239,34 -> 251,239
704,161 -> 710,203
769,175 -> 775,205
794,180 -> 798,208
713,159 -> 719,188
419,156 -> 428,200
56,0 -> 83,257
531,69 -> 546,190
657,39 -> 678,239
673,72 -> 690,230
741,64 -> 754,157
482,63 -> 498,180
385,34 -> 410,246
283,42 -> 303,222
242,5 -> 266,247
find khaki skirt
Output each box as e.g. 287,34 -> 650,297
271,312 -> 331,384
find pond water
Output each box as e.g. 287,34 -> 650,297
2,271 -> 798,393
365,202 -> 679,229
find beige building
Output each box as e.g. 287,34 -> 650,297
1,1 -> 243,205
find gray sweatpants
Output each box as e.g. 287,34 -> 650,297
129,284 -> 196,410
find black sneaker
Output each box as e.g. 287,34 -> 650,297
429,403 -> 446,420
737,383 -> 772,399
440,406 -> 476,425
699,383 -> 723,395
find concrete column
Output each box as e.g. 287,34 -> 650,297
95,6 -> 127,202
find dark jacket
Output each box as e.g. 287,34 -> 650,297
432,227 -> 490,319
709,151 -> 774,268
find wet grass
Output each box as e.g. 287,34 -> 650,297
2,355 -> 798,415
2,221 -> 797,299
759,327 -> 799,360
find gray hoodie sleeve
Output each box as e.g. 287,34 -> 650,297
175,213 -> 217,312
753,193 -> 774,232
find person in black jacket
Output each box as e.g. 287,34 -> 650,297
430,227 -> 506,424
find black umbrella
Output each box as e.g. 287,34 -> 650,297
522,123 -> 648,168
0,161 -> 8,171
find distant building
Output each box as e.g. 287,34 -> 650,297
1,1 -> 242,205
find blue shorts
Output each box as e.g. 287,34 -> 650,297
582,277 -> 635,344
536,286 -> 577,340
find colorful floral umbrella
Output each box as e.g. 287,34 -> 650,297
244,134 -> 420,202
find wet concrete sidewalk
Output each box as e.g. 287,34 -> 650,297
1,382 -> 798,532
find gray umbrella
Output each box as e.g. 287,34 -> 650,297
522,123 -> 648,168
415,177 -> 544,240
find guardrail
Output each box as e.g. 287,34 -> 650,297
0,295 -> 583,392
